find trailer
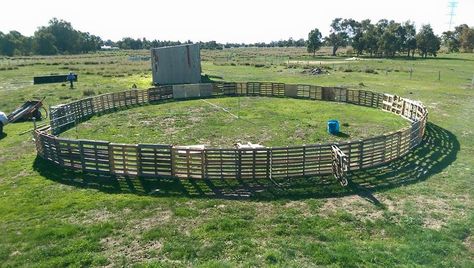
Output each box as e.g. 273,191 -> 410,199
7,98 -> 46,123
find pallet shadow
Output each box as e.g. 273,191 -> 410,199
33,122 -> 458,201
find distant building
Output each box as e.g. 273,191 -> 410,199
151,44 -> 201,85
100,45 -> 119,50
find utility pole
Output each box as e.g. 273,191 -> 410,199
447,0 -> 458,31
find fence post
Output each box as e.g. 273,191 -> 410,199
438,71 -> 441,81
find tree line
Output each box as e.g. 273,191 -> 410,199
0,18 -> 102,56
307,18 -> 474,58
1,18 -> 473,57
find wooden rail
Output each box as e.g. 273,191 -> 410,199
34,82 -> 428,181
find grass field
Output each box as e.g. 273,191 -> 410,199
61,97 -> 408,147
0,48 -> 473,267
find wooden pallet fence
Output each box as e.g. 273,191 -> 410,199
172,147 -> 205,179
109,143 -> 139,176
270,146 -> 306,178
38,82 -> 428,181
137,144 -> 173,177
272,83 -> 285,96
247,82 -> 261,96
148,86 -> 173,102
80,140 -> 111,173
56,138 -> 81,169
259,82 -> 273,96
238,148 -> 270,179
204,148 -> 239,179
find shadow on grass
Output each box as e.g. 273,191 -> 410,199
0,132 -> 7,140
333,131 -> 350,138
33,122 -> 458,201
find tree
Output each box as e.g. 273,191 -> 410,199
44,18 -> 80,53
325,18 -> 350,56
416,24 -> 441,58
78,32 -> 102,53
307,28 -> 322,56
33,31 -> 57,55
362,22 -> 379,57
351,19 -> 371,56
0,31 -> 22,56
378,21 -> 403,57
456,24 -> 474,52
403,21 -> 417,57
442,31 -> 460,52
295,38 -> 306,47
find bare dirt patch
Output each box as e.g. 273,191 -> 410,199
101,236 -> 162,266
289,60 -> 361,65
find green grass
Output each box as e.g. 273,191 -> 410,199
61,97 -> 407,147
0,48 -> 473,267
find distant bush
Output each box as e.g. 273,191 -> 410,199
82,89 -> 95,96
364,68 -> 378,74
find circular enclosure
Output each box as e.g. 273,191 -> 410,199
60,97 -> 408,147
34,82 -> 428,185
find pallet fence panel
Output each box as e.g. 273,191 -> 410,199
271,146 -> 306,178
172,148 -> 205,179
109,143 -> 139,176
271,83 -> 285,96
33,131 -> 45,158
137,89 -> 148,104
138,144 -> 173,177
212,83 -> 224,96
399,127 -> 412,156
297,84 -> 311,98
80,140 -> 111,173
347,89 -> 360,104
335,87 -> 347,102
361,136 -> 387,168
409,120 -> 424,149
40,134 -> 61,165
309,85 -> 322,100
103,93 -> 115,112
247,82 -> 261,96
336,141 -> 363,171
238,148 -> 269,179
56,138 -> 82,169
301,144 -> 333,175
260,82 -> 273,96
92,95 -> 106,114
236,82 -> 247,95
383,132 -> 401,162
204,149 -> 239,179
222,82 -> 237,96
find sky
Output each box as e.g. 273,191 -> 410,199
0,0 -> 473,43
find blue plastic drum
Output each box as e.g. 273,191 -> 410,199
327,119 -> 340,134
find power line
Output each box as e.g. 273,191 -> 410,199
447,0 -> 458,31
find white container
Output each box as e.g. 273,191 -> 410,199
0,112 -> 8,125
